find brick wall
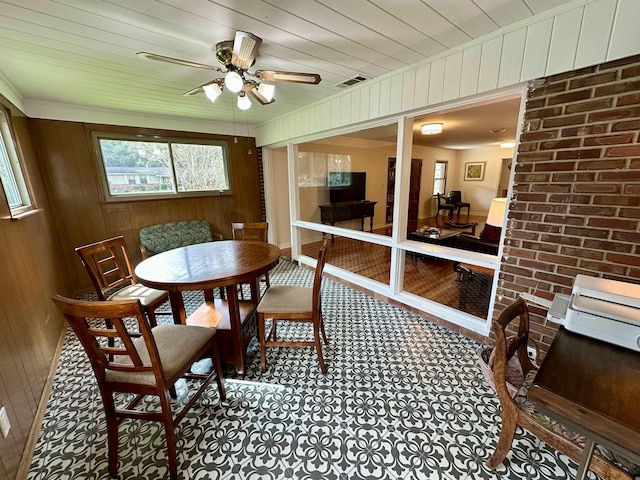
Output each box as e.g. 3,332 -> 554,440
495,54 -> 640,355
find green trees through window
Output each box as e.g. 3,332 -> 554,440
95,135 -> 230,198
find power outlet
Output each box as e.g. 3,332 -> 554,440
0,407 -> 10,438
527,346 -> 537,361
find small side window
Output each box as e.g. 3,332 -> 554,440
433,160 -> 448,196
0,109 -> 34,217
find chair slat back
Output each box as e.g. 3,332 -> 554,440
231,222 -> 268,242
312,237 -> 330,313
76,236 -> 136,300
492,297 -> 536,379
51,296 -> 159,379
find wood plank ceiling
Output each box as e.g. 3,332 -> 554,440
0,0 -> 578,127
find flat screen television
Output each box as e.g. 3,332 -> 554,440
329,171 -> 366,204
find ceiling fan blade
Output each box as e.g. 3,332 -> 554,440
245,82 -> 275,105
255,70 -> 321,84
183,78 -> 224,96
232,31 -> 262,69
137,52 -> 222,71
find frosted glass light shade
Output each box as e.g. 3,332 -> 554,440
237,91 -> 251,110
257,83 -> 275,102
421,123 -> 443,135
202,83 -> 223,103
224,71 -> 244,92
486,198 -> 507,227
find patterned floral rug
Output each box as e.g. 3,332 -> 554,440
28,259 -> 590,480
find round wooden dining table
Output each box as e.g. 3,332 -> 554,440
135,240 -> 281,374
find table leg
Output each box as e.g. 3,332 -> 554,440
168,291 -> 186,325
576,439 -> 595,480
225,284 -> 246,375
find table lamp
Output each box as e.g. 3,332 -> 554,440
480,197 -> 507,242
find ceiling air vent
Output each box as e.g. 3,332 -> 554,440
335,74 -> 371,88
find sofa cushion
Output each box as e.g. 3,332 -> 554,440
139,220 -> 213,256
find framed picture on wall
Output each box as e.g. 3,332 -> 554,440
464,162 -> 485,181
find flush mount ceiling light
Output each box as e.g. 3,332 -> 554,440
421,123 -> 443,135
500,142 -> 516,149
137,30 -> 321,111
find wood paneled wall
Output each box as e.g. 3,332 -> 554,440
28,120 -> 262,295
0,115 -> 69,480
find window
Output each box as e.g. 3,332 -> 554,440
0,109 -> 33,217
433,161 -> 448,195
297,151 -> 352,187
93,134 -> 230,199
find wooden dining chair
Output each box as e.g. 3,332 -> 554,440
51,295 -> 226,480
75,236 -> 169,327
436,193 -> 455,221
231,222 -> 270,299
257,237 -> 330,374
486,297 -> 637,479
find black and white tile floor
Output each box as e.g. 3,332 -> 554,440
28,259 -> 593,479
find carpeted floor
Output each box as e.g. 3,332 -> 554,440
28,259 -> 591,479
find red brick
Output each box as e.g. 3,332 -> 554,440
522,240 -> 565,252
548,89 -> 592,106
561,125 -> 609,137
588,218 -> 637,229
559,247 -> 604,260
527,203 -> 568,214
577,159 -> 626,170
564,226 -> 609,238
598,172 -> 640,183
621,63 -> 640,79
583,239 -> 633,252
539,139 -> 581,150
549,66 -> 597,82
569,71 -> 617,88
520,131 -> 559,142
540,235 -> 582,246
583,133 -> 635,146
526,98 -> 546,109
518,143 -> 541,153
619,208 -> 640,218
603,55 -> 640,70
556,149 -> 602,160
607,253 -> 640,267
517,151 -> 554,162
552,172 -> 596,182
528,81 -> 568,98
518,259 -> 557,271
530,184 -> 571,193
542,114 -> 586,128
578,260 -> 628,275
516,173 -> 551,182
533,161 -> 576,171
594,81 -> 640,97
538,253 -> 578,266
543,214 -> 584,225
532,271 -> 574,286
548,194 -> 591,204
611,231 -> 640,242
525,119 -> 542,131
568,205 -> 617,216
617,93 -> 640,106
611,119 -> 640,132
605,145 -> 640,157
565,98 -> 613,114
525,107 -> 563,120
525,223 -> 563,233
573,183 -> 620,194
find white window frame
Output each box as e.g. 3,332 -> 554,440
92,132 -> 232,201
433,160 -> 448,196
0,109 -> 34,218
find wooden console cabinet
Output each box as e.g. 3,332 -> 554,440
320,201 -> 377,240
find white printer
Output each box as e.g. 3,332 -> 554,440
547,274 -> 640,352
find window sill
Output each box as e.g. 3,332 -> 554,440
7,208 -> 43,220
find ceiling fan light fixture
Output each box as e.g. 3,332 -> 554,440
257,83 -> 275,102
202,83 -> 223,103
421,123 -> 443,135
225,71 -> 244,93
237,91 -> 251,110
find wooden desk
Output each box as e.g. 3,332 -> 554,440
135,241 -> 281,375
529,327 -> 640,479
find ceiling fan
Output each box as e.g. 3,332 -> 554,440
137,30 -> 321,111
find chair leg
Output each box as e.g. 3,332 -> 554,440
160,392 -> 178,480
258,312 -> 268,373
486,414 -> 518,469
145,308 -> 158,328
319,309 -> 328,345
103,394 -> 119,478
210,342 -> 226,401
313,318 -> 328,374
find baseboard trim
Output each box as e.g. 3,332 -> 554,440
15,324 -> 67,480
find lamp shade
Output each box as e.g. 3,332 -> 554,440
485,198 -> 507,227
224,71 -> 244,93
202,83 -> 223,103
237,91 -> 251,110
